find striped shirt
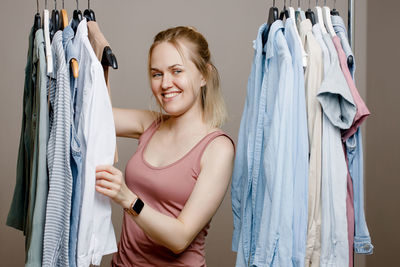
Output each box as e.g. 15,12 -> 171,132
43,30 -> 72,267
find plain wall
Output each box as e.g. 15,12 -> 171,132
0,0 -> 371,266
365,0 -> 400,266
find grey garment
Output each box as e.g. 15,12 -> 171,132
42,30 -> 72,267
317,34 -> 356,130
6,26 -> 35,232
25,29 -> 49,267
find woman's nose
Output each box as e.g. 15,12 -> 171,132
161,73 -> 173,89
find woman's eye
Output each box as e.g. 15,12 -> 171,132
173,69 -> 182,75
152,73 -> 162,78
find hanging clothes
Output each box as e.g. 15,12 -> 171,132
298,18 -> 324,267
284,17 -> 309,267
87,20 -> 119,164
74,18 -> 117,267
42,29 -> 72,267
26,28 -> 50,267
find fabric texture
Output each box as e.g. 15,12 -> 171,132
7,26 -> 35,233
63,24 -> 83,267
87,20 -> 118,164
317,33 -> 355,267
42,30 -> 72,267
285,17 -> 309,267
75,19 -> 117,267
299,19 -> 324,267
112,119 -> 234,267
25,28 -> 50,267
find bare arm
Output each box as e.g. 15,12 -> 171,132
112,108 -> 156,139
95,135 -> 235,254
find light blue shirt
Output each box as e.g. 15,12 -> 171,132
284,17 -> 309,267
331,14 -> 374,255
253,19 -> 295,267
317,33 -> 356,267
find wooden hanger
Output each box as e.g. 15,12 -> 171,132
60,0 -> 68,29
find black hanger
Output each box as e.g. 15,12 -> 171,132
268,0 -> 279,25
330,0 -> 340,15
305,0 -> 316,25
50,0 -> 60,40
34,0 -> 41,33
279,0 -> 289,20
84,0 -> 96,21
71,0 -> 82,34
102,46 -> 118,69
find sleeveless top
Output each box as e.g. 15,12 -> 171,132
112,120 -> 235,267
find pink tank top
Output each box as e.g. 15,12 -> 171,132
112,120 -> 235,267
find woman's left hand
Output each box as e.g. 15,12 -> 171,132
95,165 -> 136,209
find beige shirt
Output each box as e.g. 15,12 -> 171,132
299,19 -> 324,267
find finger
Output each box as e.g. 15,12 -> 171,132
95,185 -> 116,198
95,170 -> 115,182
96,165 -> 119,175
96,178 -> 120,191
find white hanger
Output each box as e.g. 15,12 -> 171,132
315,1 -> 327,34
43,0 -> 53,75
289,0 -> 307,67
322,1 -> 336,37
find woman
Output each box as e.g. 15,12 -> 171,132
95,26 -> 236,266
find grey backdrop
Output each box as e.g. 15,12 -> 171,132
2,0 -> 393,266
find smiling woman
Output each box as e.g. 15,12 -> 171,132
95,26 -> 236,267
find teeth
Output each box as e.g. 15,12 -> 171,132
164,92 -> 180,98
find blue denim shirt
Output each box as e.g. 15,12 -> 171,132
331,14 -> 374,255
253,19 -> 295,267
232,20 -> 296,266
284,18 -> 309,267
231,21 -> 268,262
63,24 -> 84,267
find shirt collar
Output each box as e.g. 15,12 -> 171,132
264,19 -> 285,59
63,23 -> 80,66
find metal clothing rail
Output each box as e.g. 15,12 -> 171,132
348,0 -> 354,48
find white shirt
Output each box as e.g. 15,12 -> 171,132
75,19 -> 117,267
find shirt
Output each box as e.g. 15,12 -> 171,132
285,17 -> 309,267
75,19 -> 117,267
25,28 -> 50,267
42,30 -> 72,267
7,26 -> 35,232
317,33 -> 355,267
299,19 -> 324,267
253,20 -> 295,267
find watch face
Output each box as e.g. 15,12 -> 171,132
132,198 -> 144,215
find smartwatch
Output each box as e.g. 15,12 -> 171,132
124,197 -> 144,216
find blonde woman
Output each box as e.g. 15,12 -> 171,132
95,26 -> 236,266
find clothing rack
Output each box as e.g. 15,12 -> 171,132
348,0 -> 354,48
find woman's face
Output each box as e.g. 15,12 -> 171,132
150,41 -> 206,117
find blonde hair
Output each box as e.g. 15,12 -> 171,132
148,26 -> 227,128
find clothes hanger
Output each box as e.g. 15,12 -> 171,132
50,0 -> 60,40
43,0 -> 53,75
330,0 -> 340,15
305,0 -> 316,25
315,0 -> 327,33
34,0 -> 41,34
60,0 -> 68,29
264,0 -> 279,46
84,0 -> 96,21
71,0 -> 82,34
322,0 -> 336,37
102,47 -> 118,69
289,0 -> 307,67
280,0 -> 290,20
